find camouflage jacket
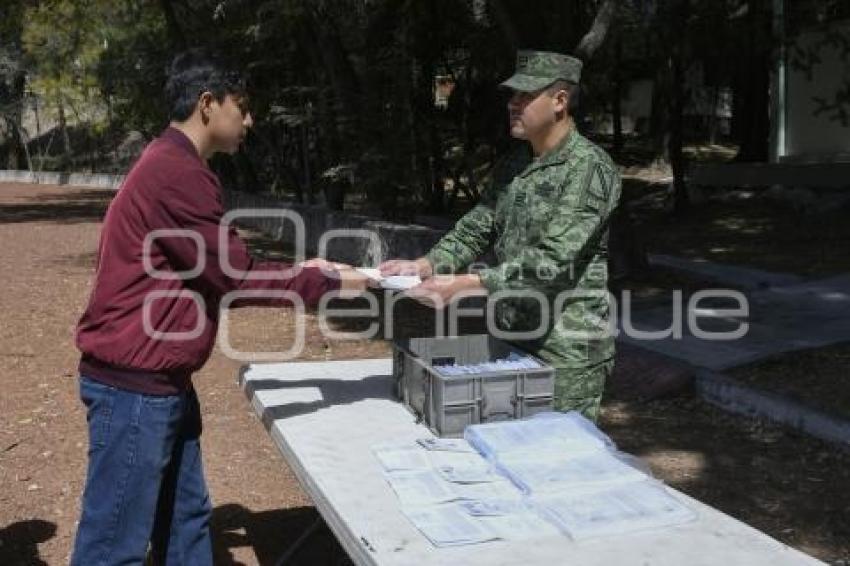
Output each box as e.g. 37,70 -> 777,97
426,130 -> 621,368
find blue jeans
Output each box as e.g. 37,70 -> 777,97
71,376 -> 212,565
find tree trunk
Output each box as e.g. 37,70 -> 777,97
668,0 -> 690,214
612,33 -> 624,154
235,150 -> 261,193
649,62 -> 670,163
608,205 -> 649,283
297,19 -> 342,170
303,3 -> 361,120
2,2 -> 26,170
669,54 -> 688,214
487,0 -> 519,54
575,0 -> 619,61
735,62 -> 770,161
301,122 -> 313,204
734,0 -> 771,162
708,85 -> 720,145
317,86 -> 340,166
159,0 -> 187,50
6,71 -> 26,170
33,95 -> 44,167
421,3 -> 444,214
302,2 -> 363,166
58,93 -> 71,167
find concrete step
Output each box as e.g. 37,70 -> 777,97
696,370 -> 850,449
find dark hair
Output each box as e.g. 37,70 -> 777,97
547,80 -> 580,115
164,49 -> 247,122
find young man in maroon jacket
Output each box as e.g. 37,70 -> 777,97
71,51 -> 368,565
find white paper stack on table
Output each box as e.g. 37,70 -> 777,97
465,412 -> 697,541
374,412 -> 696,548
372,438 -> 558,547
433,351 -> 543,376
355,267 -> 421,291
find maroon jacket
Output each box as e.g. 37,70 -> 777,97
76,127 -> 338,394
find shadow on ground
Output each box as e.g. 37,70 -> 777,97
0,188 -> 113,225
600,396 -> 850,563
0,519 -> 57,566
212,504 -> 351,566
242,374 -> 393,426
47,250 -> 99,270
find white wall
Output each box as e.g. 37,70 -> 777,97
784,21 -> 850,161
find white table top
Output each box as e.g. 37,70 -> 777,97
238,358 -> 822,566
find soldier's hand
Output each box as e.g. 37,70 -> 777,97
404,274 -> 486,308
378,257 -> 433,278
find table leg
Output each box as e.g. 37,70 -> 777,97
273,515 -> 324,566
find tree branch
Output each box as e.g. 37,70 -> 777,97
575,0 -> 618,61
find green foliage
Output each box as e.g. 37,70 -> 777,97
94,2 -> 172,134
6,0 -> 848,211
22,0 -> 109,123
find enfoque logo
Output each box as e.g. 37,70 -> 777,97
139,208 -> 750,361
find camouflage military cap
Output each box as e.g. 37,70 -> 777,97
500,50 -> 583,92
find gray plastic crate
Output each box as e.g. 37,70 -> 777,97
393,335 -> 555,437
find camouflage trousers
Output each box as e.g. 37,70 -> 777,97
551,359 -> 614,422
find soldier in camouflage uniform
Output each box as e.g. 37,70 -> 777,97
380,50 -> 621,421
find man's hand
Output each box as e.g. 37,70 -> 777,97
336,265 -> 377,297
299,257 -> 346,274
405,274 -> 486,308
378,257 -> 434,278
299,258 -> 377,297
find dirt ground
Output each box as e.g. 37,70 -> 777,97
0,183 -> 848,565
628,185 -> 850,278
728,342 -> 850,421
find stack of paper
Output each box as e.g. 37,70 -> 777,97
401,500 -> 560,547
496,450 -> 649,495
400,504 -> 500,547
532,481 -> 697,540
372,442 -> 493,474
383,469 -> 523,507
464,411 -> 615,461
416,437 -> 476,453
355,267 -> 422,291
465,411 -> 696,540
373,439 -> 545,546
373,442 -> 519,501
375,413 -> 695,547
433,351 -> 542,376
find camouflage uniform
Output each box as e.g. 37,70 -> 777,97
425,51 -> 621,421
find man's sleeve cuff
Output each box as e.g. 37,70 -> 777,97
425,249 -> 456,274
478,267 -> 505,294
